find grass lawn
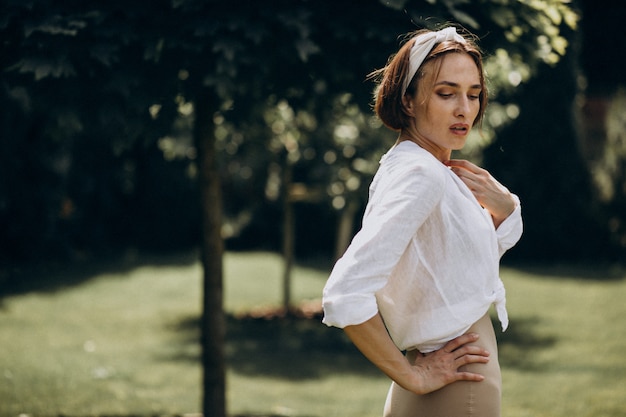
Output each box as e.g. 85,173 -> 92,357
0,251 -> 625,416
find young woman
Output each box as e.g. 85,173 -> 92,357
322,26 -> 523,416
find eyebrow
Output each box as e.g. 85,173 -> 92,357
435,81 -> 482,89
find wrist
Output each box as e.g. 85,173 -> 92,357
492,195 -> 516,228
397,358 -> 428,395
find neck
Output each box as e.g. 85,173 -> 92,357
397,130 -> 451,163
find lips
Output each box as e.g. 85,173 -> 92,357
450,124 -> 469,134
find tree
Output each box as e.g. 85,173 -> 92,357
579,0 -> 626,255
195,91 -> 226,416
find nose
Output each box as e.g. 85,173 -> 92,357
455,96 -> 471,118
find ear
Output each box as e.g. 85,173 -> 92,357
401,93 -> 414,117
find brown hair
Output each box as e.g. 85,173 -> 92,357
369,27 -> 488,131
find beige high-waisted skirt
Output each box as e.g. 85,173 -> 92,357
383,313 -> 501,417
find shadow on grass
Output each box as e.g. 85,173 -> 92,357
169,311 -> 380,380
493,316 -> 557,370
506,261 -> 626,281
167,310 -> 558,379
0,249 -> 199,299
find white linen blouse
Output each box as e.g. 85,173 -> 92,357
322,141 -> 523,353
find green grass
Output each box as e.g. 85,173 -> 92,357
0,252 -> 625,417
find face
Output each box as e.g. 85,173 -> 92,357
404,52 -> 481,161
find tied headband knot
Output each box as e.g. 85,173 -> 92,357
402,27 -> 467,94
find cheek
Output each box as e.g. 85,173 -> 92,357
425,101 -> 447,123
413,101 -> 430,122
471,102 -> 481,119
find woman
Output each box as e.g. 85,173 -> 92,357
322,26 -> 523,416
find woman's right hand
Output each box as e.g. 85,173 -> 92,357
407,332 -> 491,394
344,314 -> 491,395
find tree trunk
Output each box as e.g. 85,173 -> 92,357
334,199 -> 359,261
195,90 -> 226,417
281,163 -> 294,313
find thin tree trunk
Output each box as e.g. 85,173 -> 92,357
281,163 -> 294,313
335,199 -> 359,260
195,91 -> 225,417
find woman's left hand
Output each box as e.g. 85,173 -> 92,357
445,159 -> 516,228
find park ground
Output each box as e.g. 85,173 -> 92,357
0,251 -> 625,417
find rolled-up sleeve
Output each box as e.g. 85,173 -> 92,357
496,194 -> 523,256
322,160 -> 445,328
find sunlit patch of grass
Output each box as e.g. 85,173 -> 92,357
0,256 -> 204,416
0,252 -> 625,417
498,266 -> 626,417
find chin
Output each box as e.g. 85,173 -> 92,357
451,140 -> 467,150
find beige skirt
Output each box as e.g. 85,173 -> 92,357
383,313 -> 501,417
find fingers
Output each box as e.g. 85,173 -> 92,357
455,351 -> 491,367
449,168 -> 490,192
450,347 -> 490,369
445,161 -> 489,193
454,370 -> 486,382
444,159 -> 482,173
441,332 -> 490,367
410,334 -> 491,394
444,159 -> 516,224
443,332 -> 481,353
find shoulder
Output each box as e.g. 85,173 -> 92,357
380,141 -> 447,187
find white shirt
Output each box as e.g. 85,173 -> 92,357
322,141 -> 523,352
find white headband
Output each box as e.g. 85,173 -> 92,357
402,27 -> 467,94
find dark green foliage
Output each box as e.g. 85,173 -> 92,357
1,0 -> 192,260
0,0 -> 622,268
484,56 -> 614,261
